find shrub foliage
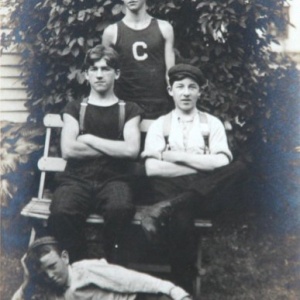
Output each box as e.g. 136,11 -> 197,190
3,0 -> 299,154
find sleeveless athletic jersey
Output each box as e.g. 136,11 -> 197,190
115,19 -> 168,108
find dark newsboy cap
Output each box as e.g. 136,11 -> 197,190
168,63 -> 206,86
28,236 -> 59,251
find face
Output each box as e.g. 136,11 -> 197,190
39,250 -> 69,288
123,0 -> 146,12
85,58 -> 120,94
168,77 -> 201,113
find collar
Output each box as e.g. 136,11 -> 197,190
173,109 -> 198,122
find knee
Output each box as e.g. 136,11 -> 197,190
105,202 -> 135,224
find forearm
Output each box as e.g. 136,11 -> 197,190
12,284 -> 26,300
61,140 -> 102,160
90,262 -> 189,300
83,136 -> 139,159
145,158 -> 197,177
163,151 -> 230,171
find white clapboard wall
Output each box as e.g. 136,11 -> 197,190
1,6 -> 29,123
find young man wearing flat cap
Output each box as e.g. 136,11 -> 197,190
141,63 -> 246,292
12,236 -> 191,300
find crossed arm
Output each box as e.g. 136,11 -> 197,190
143,151 -> 229,177
142,118 -> 230,177
61,113 -> 141,160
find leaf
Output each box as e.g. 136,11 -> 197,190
200,56 -> 209,62
77,10 -> 85,21
87,39 -> 94,47
62,47 -> 70,56
64,35 -> 71,44
196,2 -> 208,10
68,15 -> 76,24
77,37 -> 84,47
71,47 -> 80,57
69,38 -> 77,47
112,4 -> 122,15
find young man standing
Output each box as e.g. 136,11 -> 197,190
141,64 -> 246,292
12,236 -> 191,300
102,0 -> 175,119
47,45 -> 143,263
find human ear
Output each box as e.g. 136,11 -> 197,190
84,70 -> 89,81
167,85 -> 173,97
61,250 -> 69,265
115,69 -> 120,80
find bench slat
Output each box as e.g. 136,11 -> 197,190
44,114 -> 64,128
21,198 -> 212,227
38,157 -> 67,172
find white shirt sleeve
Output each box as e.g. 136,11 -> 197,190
11,286 -> 25,300
73,259 -> 189,299
144,116 -> 167,152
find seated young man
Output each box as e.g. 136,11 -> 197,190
12,236 -> 191,300
47,45 -> 143,263
141,64 -> 246,292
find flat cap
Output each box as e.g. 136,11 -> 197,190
28,236 -> 59,251
168,63 -> 206,86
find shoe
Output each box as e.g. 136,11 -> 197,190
140,200 -> 172,243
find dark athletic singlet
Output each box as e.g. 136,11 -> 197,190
115,19 -> 170,116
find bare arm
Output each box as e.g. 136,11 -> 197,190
145,158 -> 197,177
158,20 -> 175,83
12,255 -> 30,300
142,117 -> 195,177
77,115 -> 141,159
162,151 -> 230,171
61,114 -> 103,160
102,24 -> 117,46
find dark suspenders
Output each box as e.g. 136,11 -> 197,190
162,111 -> 210,154
79,98 -> 126,139
79,97 -> 89,134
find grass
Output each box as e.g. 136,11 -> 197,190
1,155 -> 300,299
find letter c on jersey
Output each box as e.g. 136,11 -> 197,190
132,42 -> 148,61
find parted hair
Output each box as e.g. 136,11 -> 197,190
82,44 -> 120,71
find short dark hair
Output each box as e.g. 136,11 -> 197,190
82,45 -> 120,71
25,237 -> 63,277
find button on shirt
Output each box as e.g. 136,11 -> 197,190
145,110 -> 232,161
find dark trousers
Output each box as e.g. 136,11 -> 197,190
147,160 -> 248,291
48,174 -> 135,263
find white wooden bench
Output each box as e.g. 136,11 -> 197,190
21,114 -> 212,298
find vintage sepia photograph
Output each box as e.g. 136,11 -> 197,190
1,0 -> 299,299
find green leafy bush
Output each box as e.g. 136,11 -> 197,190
3,0 -> 299,155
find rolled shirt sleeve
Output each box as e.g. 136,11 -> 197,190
145,111 -> 233,162
72,259 -> 189,299
144,116 -> 167,153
